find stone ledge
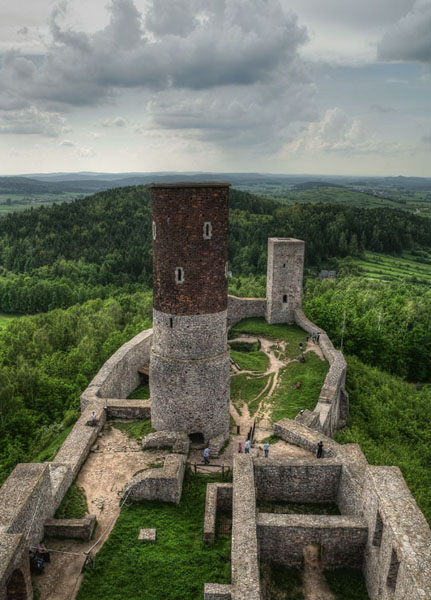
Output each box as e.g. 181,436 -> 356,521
138,528 -> 156,542
203,483 -> 233,545
204,583 -> 232,599
142,431 -> 190,455
106,399 -> 151,420
124,454 -> 186,504
44,515 -> 96,540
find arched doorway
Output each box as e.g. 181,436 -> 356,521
6,569 -> 27,600
188,432 -> 205,446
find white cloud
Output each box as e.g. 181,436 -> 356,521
378,0 -> 431,63
60,139 -> 75,147
100,116 -> 127,127
0,107 -> 64,136
285,107 -> 403,156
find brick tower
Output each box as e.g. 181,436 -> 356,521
149,183 -> 230,444
266,237 -> 305,324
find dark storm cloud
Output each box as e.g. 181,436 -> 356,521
377,0 -> 431,63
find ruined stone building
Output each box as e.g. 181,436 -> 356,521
0,183 -> 430,600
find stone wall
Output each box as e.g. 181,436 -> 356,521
227,296 -> 266,328
0,534 -> 32,600
254,458 -> 342,504
294,308 -> 348,435
203,483 -> 233,544
123,454 -> 186,504
80,328 -> 153,409
44,516 -> 96,540
257,513 -> 368,568
231,455 -> 261,600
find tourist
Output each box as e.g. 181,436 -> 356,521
91,411 -> 97,427
37,542 -> 50,563
276,339 -> 280,350
316,441 -> 324,458
312,332 -> 316,343
238,442 -> 243,453
306,334 -> 309,343
245,439 -> 251,454
299,342 -> 303,352
317,332 -> 321,344
203,447 -> 210,465
264,442 -> 270,458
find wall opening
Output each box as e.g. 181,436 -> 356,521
203,221 -> 212,239
6,569 -> 27,600
188,432 -> 204,445
372,510 -> 383,547
386,548 -> 400,591
175,267 -> 184,284
282,294 -> 288,303
169,317 -> 173,329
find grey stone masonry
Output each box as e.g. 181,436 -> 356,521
44,516 -> 96,540
227,296 -> 266,328
204,583 -> 232,600
203,483 -> 233,544
138,529 -> 157,542
0,532 -> 32,600
80,328 -> 153,409
124,454 -> 186,504
231,455 -> 261,600
362,466 -> 431,600
266,238 -> 304,324
106,399 -> 151,420
141,431 -> 190,455
257,513 -> 368,568
0,463 -> 53,549
254,458 -> 342,504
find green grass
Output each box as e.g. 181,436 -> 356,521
111,419 -> 155,440
230,349 -> 269,372
231,373 -> 271,416
0,312 -> 20,329
351,252 -> 431,283
127,383 -> 150,399
229,341 -> 259,352
261,562 -> 304,600
269,353 -> 329,422
257,501 -> 340,515
325,568 -> 369,599
55,482 -> 88,519
77,472 -> 231,600
229,318 -> 307,358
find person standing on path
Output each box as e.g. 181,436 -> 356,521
238,442 -> 243,453
316,441 -> 324,458
317,332 -> 321,344
264,442 -> 270,458
245,439 -> 251,454
203,447 -> 210,464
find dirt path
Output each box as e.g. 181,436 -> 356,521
303,545 -> 336,600
35,425 -> 171,600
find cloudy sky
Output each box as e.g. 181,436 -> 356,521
0,0 -> 429,176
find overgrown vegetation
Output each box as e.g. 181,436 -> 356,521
55,482 -> 88,519
324,568 -> 369,600
110,419 -> 155,440
0,291 -> 152,483
261,562 -> 304,600
77,472 -> 231,600
127,383 -> 150,399
336,356 -> 431,524
268,353 -> 329,422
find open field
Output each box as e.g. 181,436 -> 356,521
0,312 -> 20,329
351,251 -> 431,283
0,194 -> 79,216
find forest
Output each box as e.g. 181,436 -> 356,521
0,184 -> 430,521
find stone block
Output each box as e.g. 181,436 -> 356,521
44,515 -> 96,540
204,583 -> 232,599
138,528 -> 157,542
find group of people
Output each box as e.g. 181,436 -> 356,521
30,542 -> 50,574
203,438 -> 272,463
306,332 -> 321,344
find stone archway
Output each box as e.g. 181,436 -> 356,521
6,569 -> 27,600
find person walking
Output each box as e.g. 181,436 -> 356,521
245,439 -> 251,454
238,442 -> 243,453
317,332 -> 321,344
299,342 -> 303,352
316,441 -> 324,458
264,442 -> 270,458
203,447 -> 210,465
